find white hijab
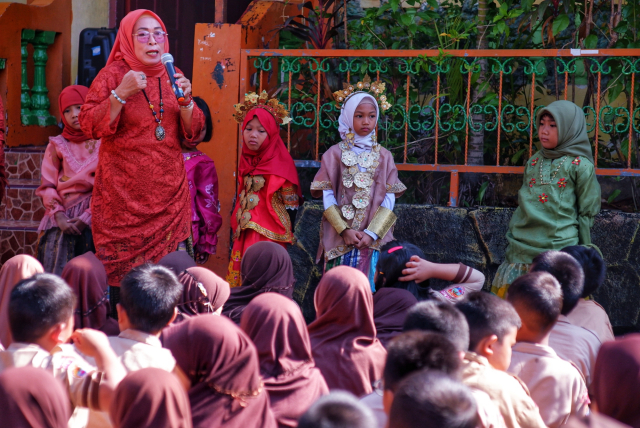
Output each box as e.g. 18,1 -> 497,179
338,93 -> 379,150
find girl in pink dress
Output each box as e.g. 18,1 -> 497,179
182,96 -> 222,263
36,86 -> 100,274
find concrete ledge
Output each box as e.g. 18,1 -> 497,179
290,202 -> 640,330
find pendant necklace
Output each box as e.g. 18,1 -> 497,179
142,78 -> 165,141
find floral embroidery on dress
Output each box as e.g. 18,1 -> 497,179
558,178 -> 567,188
529,178 -> 536,188
572,157 -> 581,165
531,158 -> 539,167
539,193 -> 549,203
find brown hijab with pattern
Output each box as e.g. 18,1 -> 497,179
241,293 -> 329,428
161,314 -> 277,428
175,267 -> 230,323
373,287 -> 418,348
307,266 -> 387,397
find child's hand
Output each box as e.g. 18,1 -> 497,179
399,255 -> 432,282
55,212 -> 81,235
68,218 -> 87,233
71,329 -> 111,359
356,234 -> 374,250
341,229 -> 362,247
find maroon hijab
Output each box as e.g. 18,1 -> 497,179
223,241 -> 295,324
175,267 -> 230,323
61,252 -> 119,335
158,251 -> 197,275
592,334 -> 640,428
0,366 -> 71,428
161,314 -> 277,428
307,266 -> 387,397
109,368 -> 192,428
240,293 -> 329,428
373,288 -> 418,348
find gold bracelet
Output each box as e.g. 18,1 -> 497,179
324,205 -> 349,235
366,206 -> 397,239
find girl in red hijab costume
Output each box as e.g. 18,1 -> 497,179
79,10 -> 204,307
226,92 -> 300,287
36,85 -> 99,275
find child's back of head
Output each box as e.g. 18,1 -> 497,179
507,272 -> 563,341
389,370 -> 478,428
561,245 -> 606,298
376,241 -> 426,299
9,274 -> 76,344
119,264 -> 182,334
298,391 -> 377,428
531,250 -> 584,315
403,300 -> 470,353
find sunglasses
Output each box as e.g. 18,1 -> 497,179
132,30 -> 167,44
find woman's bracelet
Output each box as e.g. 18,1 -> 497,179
111,90 -> 126,104
179,100 -> 194,110
178,95 -> 193,107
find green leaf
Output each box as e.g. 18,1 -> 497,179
552,14 -> 570,36
508,9 -> 524,19
607,189 -> 622,204
608,81 -> 623,104
477,181 -> 490,204
390,0 -> 400,12
400,14 -> 413,26
584,34 -> 598,49
511,148 -> 526,165
427,0 -> 439,8
615,22 -> 628,34
499,2 -> 508,16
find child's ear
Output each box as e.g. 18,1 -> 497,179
476,334 -> 499,358
383,389 -> 394,416
166,307 -> 178,327
49,322 -> 66,344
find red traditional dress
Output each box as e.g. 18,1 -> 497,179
79,9 -> 204,287
226,107 -> 300,288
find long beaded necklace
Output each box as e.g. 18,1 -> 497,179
142,77 -> 165,141
538,156 -> 567,185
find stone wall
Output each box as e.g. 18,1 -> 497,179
289,202 -> 640,331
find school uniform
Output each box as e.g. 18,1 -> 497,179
509,342 -> 590,428
462,352 -> 546,428
549,315 -> 601,387
566,299 -> 615,343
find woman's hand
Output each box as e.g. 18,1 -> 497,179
341,229 -> 362,247
115,70 -> 148,100
55,212 -> 81,235
356,234 -> 373,250
68,218 -> 87,233
399,255 -> 431,282
170,73 -> 192,97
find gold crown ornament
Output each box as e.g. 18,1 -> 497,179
233,90 -> 292,125
333,75 -> 391,112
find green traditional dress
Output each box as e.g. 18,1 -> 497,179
492,101 -> 601,297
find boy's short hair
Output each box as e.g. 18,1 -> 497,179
455,291 -> 521,352
389,370 -> 478,428
298,391 -> 377,428
531,250 -> 584,315
403,300 -> 470,352
383,331 -> 461,392
539,111 -> 555,121
9,274 -> 77,343
506,272 -> 562,334
119,264 -> 182,333
561,245 -> 606,297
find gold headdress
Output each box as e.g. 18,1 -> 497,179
233,90 -> 292,125
333,75 -> 391,112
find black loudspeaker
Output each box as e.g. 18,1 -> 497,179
77,27 -> 117,87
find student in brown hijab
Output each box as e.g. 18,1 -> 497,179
307,266 -> 387,397
0,366 -> 71,428
109,368 -> 192,428
158,251 -> 197,275
61,252 -> 119,335
241,293 -> 329,428
162,314 -> 277,428
223,241 -> 295,324
592,334 -> 640,428
175,267 -> 230,322
373,288 -> 417,348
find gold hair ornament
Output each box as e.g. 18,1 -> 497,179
332,75 -> 391,112
233,90 -> 292,125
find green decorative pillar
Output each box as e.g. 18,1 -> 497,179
21,29 -> 37,125
30,30 -> 57,127
0,58 -> 6,70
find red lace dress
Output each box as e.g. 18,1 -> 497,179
79,59 -> 204,287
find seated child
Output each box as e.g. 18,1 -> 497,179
311,78 -> 405,290
389,370 -> 478,428
0,273 -> 126,423
181,96 -> 222,263
506,272 -> 590,428
561,245 -> 613,342
456,292 -> 546,428
378,240 -> 484,302
227,91 -> 300,287
492,101 -> 601,297
531,250 -> 601,386
299,391 -> 377,428
37,85 -> 100,274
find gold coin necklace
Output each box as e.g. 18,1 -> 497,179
142,78 -> 165,141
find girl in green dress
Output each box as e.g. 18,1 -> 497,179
491,100 -> 601,298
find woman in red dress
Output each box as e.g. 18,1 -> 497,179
79,9 -> 204,309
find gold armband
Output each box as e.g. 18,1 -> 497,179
324,205 -> 349,235
367,206 -> 397,239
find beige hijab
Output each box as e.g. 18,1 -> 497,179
0,255 -> 44,348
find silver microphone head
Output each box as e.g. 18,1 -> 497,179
161,53 -> 174,65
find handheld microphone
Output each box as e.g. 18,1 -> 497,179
161,53 -> 186,102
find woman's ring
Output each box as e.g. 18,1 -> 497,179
140,74 -> 146,80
